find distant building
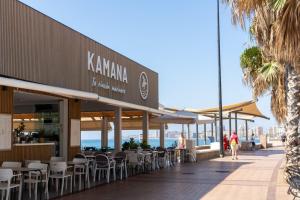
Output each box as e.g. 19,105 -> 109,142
166,131 -> 180,139
256,126 -> 264,136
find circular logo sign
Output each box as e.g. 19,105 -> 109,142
139,72 -> 149,100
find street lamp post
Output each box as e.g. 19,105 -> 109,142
217,0 -> 224,157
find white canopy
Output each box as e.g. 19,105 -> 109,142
151,110 -> 214,124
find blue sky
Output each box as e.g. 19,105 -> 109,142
19,0 -> 277,137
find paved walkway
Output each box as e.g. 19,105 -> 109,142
57,147 -> 293,200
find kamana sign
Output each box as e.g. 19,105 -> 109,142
88,51 -> 128,94
139,72 -> 149,100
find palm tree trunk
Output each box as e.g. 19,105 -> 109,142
285,64 -> 300,183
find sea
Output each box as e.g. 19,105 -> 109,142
81,137 -> 260,149
81,138 -> 207,149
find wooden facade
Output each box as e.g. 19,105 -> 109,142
0,86 -> 54,163
0,86 -> 13,114
68,99 -> 81,160
0,0 -> 160,162
0,0 -> 159,109
0,144 -> 55,164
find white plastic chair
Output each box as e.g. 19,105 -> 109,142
49,162 -> 72,196
24,163 -> 49,200
127,151 -> 144,174
25,160 -> 41,167
50,157 -> 65,162
142,151 -> 152,172
0,169 -> 22,200
157,151 -> 167,168
1,161 -> 22,168
1,162 -> 22,180
73,158 -> 90,190
93,154 -> 115,183
151,151 -> 159,170
115,152 -> 128,180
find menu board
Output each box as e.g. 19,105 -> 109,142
70,119 -> 80,147
0,114 -> 12,150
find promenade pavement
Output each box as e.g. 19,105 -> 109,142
58,147 -> 293,200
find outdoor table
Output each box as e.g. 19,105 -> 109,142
85,155 -> 96,159
0,167 -> 43,200
113,156 -> 124,160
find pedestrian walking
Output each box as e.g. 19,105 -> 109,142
230,132 -> 239,160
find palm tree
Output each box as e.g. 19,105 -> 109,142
223,0 -> 300,70
224,0 -> 300,194
240,46 -> 286,123
240,46 -> 300,196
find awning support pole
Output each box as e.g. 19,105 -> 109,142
235,112 -> 238,135
160,123 -> 165,148
245,120 -> 248,141
204,123 -> 207,145
214,114 -> 217,141
229,113 -> 232,137
187,124 -> 191,139
211,123 -> 214,138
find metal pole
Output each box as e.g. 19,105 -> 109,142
217,0 -> 224,157
235,112 -> 238,134
204,124 -> 207,144
245,120 -> 248,141
229,113 -> 232,137
187,124 -> 191,139
214,114 -> 217,141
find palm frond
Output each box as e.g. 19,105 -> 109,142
253,74 -> 270,97
259,61 -> 280,83
223,0 -> 268,27
270,67 -> 286,123
271,0 -> 287,10
275,0 -> 300,69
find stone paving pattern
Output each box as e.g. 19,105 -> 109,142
58,147 -> 293,200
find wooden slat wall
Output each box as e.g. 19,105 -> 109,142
0,86 -> 13,113
0,86 -> 56,164
0,86 -> 14,162
68,99 -> 81,160
0,145 -> 55,164
0,0 -> 159,109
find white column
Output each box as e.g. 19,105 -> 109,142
114,107 -> 122,152
142,111 -> 149,143
101,117 -> 108,148
187,124 -> 191,139
160,123 -> 165,148
196,123 -> 199,146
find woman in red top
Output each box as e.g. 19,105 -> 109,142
230,132 -> 239,160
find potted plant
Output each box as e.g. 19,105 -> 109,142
122,141 -> 130,150
129,138 -> 139,149
140,140 -> 151,150
14,122 -> 25,143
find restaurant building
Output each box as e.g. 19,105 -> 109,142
0,0 -> 163,162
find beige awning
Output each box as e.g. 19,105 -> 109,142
184,100 -> 269,120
